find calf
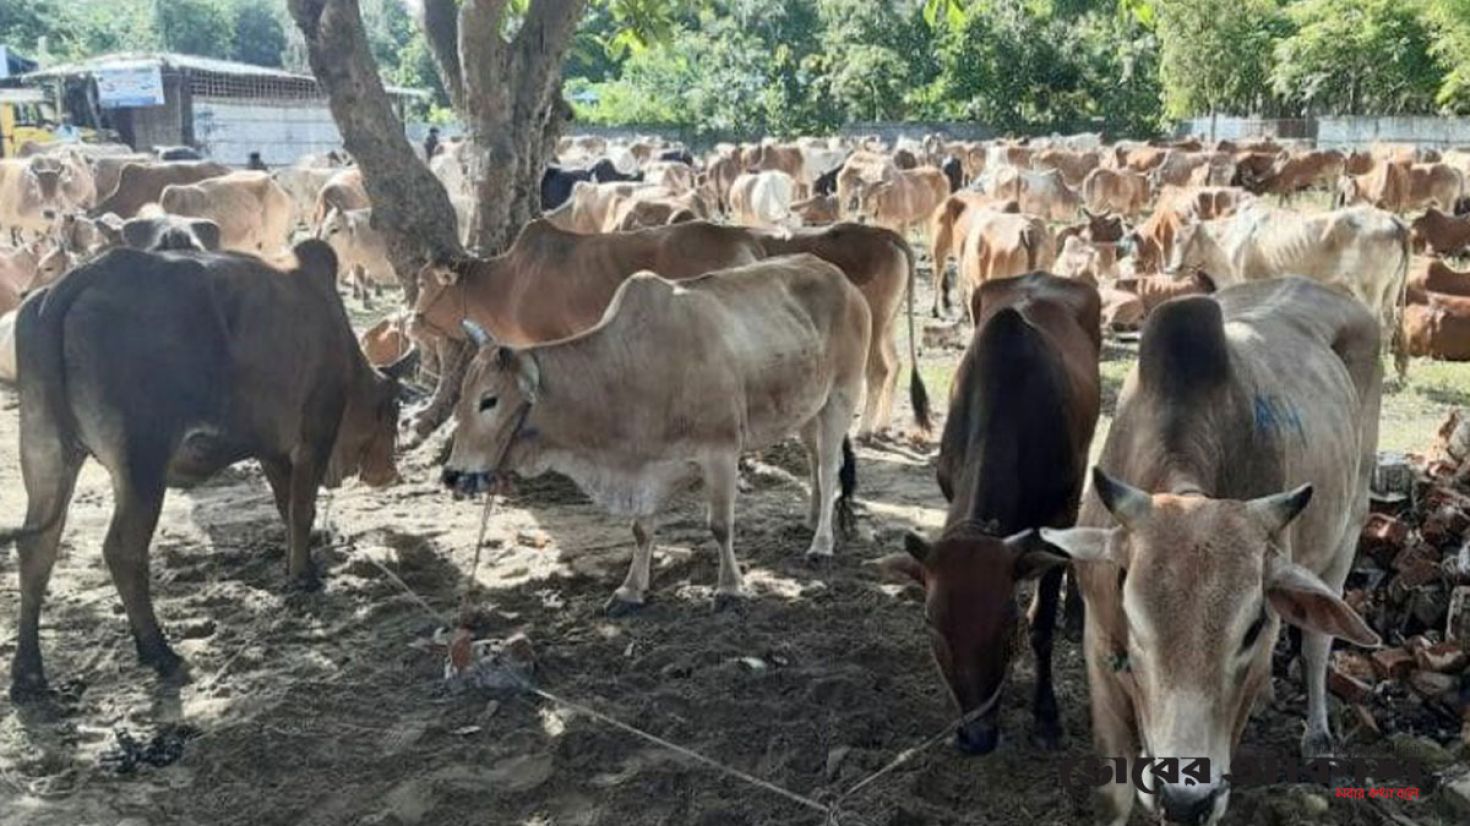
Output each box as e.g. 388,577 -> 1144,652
882,274 -> 1100,754
1043,278 -> 1381,825
6,241 -> 411,700
1405,292 -> 1470,360
1410,207 -> 1470,256
442,255 -> 869,611
956,210 -> 1054,321
319,206 -> 396,299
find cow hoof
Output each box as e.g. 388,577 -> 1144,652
1301,729 -> 1335,760
604,594 -> 645,617
804,547 -> 835,564
139,645 -> 188,682
289,568 -> 324,593
9,673 -> 50,704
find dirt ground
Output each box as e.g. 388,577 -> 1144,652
1,270 -> 1466,826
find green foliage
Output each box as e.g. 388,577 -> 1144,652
1272,0 -> 1441,114
154,0 -> 233,58
1154,0 -> 1293,119
232,3 -> 287,67
1427,0 -> 1470,112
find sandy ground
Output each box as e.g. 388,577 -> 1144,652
0,270 -> 1464,826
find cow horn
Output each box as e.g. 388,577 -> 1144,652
461,319 -> 493,348
1092,467 -> 1152,527
1247,484 -> 1313,534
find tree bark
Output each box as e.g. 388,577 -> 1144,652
288,0 -> 464,302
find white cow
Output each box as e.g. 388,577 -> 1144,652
728,171 -> 801,230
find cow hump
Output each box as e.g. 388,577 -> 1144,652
1138,295 -> 1230,398
292,239 -> 339,293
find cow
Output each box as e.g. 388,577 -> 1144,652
441,255 -> 869,612
1243,150 -> 1344,202
161,171 -> 293,255
642,160 -> 696,194
4,240 -> 411,701
1404,162 -> 1466,212
542,181 -> 654,234
791,194 -> 839,226
90,161 -> 231,220
1041,278 -> 1382,826
1122,186 -> 1252,275
989,167 -> 1080,222
120,214 -> 222,252
1081,168 -> 1150,217
0,309 -> 14,382
929,193 -> 1020,316
1166,204 -> 1410,371
1409,256 -> 1470,300
956,210 -> 1054,321
705,152 -> 745,212
940,156 -> 964,193
0,159 -> 75,242
88,153 -> 153,206
1405,292 -> 1470,360
854,167 -> 949,238
610,197 -> 699,232
836,151 -> 898,217
752,223 -> 930,437
1032,148 -> 1100,187
1410,207 -> 1470,256
319,207 -> 396,299
407,221 -> 767,435
0,242 -> 46,312
312,167 -> 371,229
360,313 -> 416,368
729,171 -> 801,230
272,165 -> 339,230
881,273 -> 1099,754
1114,271 -> 1216,315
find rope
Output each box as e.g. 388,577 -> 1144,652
458,493 -> 497,624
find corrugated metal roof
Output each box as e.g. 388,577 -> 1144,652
21,52 -> 428,97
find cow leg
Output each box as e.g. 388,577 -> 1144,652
705,455 -> 747,609
261,456 -> 292,525
607,517 -> 656,615
1084,619 -> 1137,826
285,448 -> 328,590
103,475 -> 182,679
10,444 -> 84,701
1300,628 -> 1334,758
857,329 -> 897,438
1027,566 -> 1064,749
799,420 -> 822,530
1062,571 -> 1085,641
806,410 -> 847,559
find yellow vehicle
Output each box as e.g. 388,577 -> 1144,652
0,87 -> 55,158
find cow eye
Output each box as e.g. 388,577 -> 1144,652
479,395 -> 498,412
1240,610 -> 1267,652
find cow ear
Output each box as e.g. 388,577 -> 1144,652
1246,484 -> 1312,535
1038,526 -> 1122,568
873,531 -> 931,585
1006,529 -> 1069,581
1265,555 -> 1380,647
1093,467 -> 1152,527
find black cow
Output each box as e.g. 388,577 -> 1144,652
539,158 -> 643,211
882,273 -> 1101,755
813,166 -> 840,197
941,155 -> 964,193
657,147 -> 695,166
4,241 -> 412,701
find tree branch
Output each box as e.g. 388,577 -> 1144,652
458,0 -> 512,119
417,0 -> 467,112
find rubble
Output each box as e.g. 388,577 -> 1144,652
1341,411 -> 1470,751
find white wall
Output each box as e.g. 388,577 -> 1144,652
191,98 -> 343,166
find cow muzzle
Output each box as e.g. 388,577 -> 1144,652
954,715 -> 1000,756
1158,784 -> 1226,826
441,467 -> 512,499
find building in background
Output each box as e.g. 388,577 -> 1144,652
20,52 -> 426,165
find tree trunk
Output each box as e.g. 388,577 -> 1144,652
287,0 -> 463,302
291,0 -> 586,439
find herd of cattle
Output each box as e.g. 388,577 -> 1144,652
0,129 -> 1458,825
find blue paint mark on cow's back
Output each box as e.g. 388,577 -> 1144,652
1253,394 -> 1306,443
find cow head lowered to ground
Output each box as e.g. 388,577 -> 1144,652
440,321 -> 539,496
1042,469 -> 1379,826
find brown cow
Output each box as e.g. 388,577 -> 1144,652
89,161 -> 231,220
1338,161 -> 1409,212
855,166 -> 949,237
882,273 -> 1099,755
1410,207 -> 1470,256
1031,149 -> 1099,187
360,314 -> 415,367
791,194 -> 839,226
1407,256 -> 1470,302
929,194 -> 1019,315
836,151 -> 898,217
160,171 -> 293,255
312,167 -> 370,228
1114,271 -> 1216,315
5,241 -> 410,700
1405,292 -> 1470,360
956,210 -> 1054,320
1081,168 -> 1149,217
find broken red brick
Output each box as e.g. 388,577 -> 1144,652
1449,586 -> 1470,642
1329,666 -> 1374,704
1371,647 -> 1415,680
1414,640 -> 1468,674
1360,514 -> 1410,567
1334,650 -> 1378,683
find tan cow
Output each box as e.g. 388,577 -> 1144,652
1122,186 -> 1253,275
272,164 -> 338,230
442,255 -> 870,612
1081,168 -> 1150,217
312,167 -> 370,228
641,160 -> 695,194
89,160 -> 231,220
89,153 -> 153,206
0,159 -> 77,242
836,150 -> 898,217
928,193 -> 1019,316
319,207 -> 396,299
854,167 -> 949,237
1168,203 -> 1411,372
956,210 -> 1054,320
543,181 -> 654,234
1031,148 -> 1099,187
161,171 -> 293,255
1043,278 -> 1381,826
989,167 -> 1080,222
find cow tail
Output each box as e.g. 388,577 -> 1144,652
1392,219 -> 1411,380
1024,225 -> 1039,271
837,435 -> 858,541
899,235 -> 932,432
